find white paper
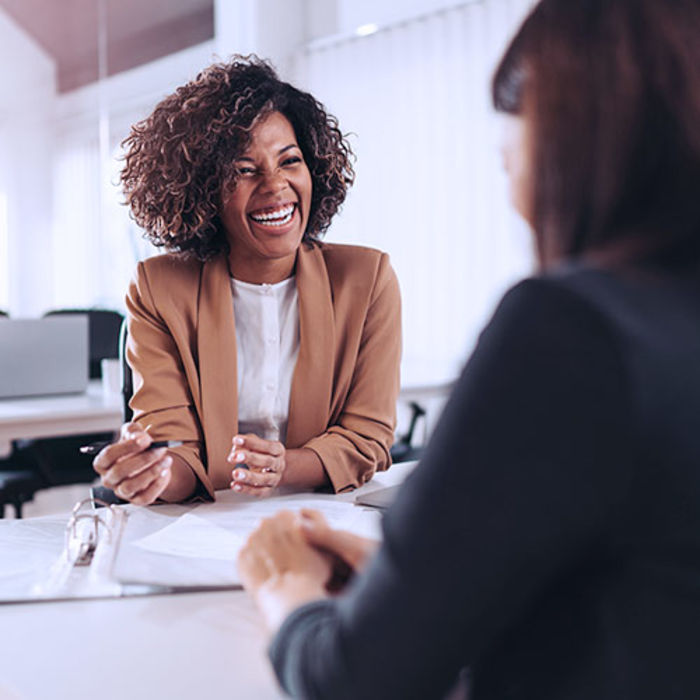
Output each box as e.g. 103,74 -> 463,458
132,513 -> 247,561
191,492 -> 382,539
127,494 -> 382,581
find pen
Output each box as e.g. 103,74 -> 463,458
79,440 -> 183,455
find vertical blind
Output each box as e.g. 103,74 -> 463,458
295,0 -> 536,383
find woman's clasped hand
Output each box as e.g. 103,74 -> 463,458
228,434 -> 287,495
238,509 -> 378,629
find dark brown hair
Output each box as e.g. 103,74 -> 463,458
493,0 -> 700,268
121,56 -> 354,260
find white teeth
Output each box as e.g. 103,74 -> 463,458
249,204 -> 295,225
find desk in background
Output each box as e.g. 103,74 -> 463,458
0,462 -> 413,700
0,380 -> 123,457
0,368 -> 455,463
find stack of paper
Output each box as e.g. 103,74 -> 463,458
113,492 -> 383,588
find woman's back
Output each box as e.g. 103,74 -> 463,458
465,263 -> 700,698
267,262 -> 700,699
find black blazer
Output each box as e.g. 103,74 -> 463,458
270,263 -> 700,700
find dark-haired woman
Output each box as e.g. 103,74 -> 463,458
238,1 -> 700,698
92,57 -> 401,504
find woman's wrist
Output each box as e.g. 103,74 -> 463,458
256,572 -> 328,635
281,448 -> 330,490
159,453 -> 198,502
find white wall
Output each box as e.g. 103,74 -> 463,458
214,0 -> 258,59
305,0 -> 339,41
0,9 -> 56,316
214,0 -> 306,78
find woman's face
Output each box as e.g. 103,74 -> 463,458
221,111 -> 312,279
499,114 -> 533,225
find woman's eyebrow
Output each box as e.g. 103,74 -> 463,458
235,144 -> 298,162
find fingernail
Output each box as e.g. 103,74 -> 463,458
235,452 -> 245,462
227,454 -> 234,463
233,437 -> 244,446
160,468 -> 170,477
136,434 -> 150,447
233,483 -> 242,492
235,470 -> 246,481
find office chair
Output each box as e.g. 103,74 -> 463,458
0,310 -> 47,517
119,318 -> 133,423
91,319 -> 132,507
44,308 -> 124,379
390,401 -> 427,463
0,471 -> 45,518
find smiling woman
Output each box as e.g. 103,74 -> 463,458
92,56 -> 402,505
221,111 -> 313,283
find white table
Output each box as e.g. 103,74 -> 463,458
0,462 -> 413,700
0,381 -> 123,457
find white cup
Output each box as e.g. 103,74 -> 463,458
101,358 -> 121,398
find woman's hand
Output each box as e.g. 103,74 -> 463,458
92,423 -> 172,505
238,510 -> 331,632
300,509 -> 379,589
228,433 -> 286,496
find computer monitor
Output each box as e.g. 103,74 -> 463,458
0,316 -> 89,398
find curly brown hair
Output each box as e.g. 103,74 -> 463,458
120,55 -> 355,260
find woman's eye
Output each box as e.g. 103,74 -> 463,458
237,166 -> 257,176
282,156 -> 302,167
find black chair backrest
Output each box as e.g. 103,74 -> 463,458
119,318 -> 134,422
45,309 -> 124,379
390,401 -> 427,463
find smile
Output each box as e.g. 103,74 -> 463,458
248,203 -> 296,227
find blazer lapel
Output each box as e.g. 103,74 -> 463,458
286,243 -> 335,448
198,255 -> 238,482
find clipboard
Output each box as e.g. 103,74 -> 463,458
0,498 -> 241,606
0,486 -> 386,605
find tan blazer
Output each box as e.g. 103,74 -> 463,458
125,242 -> 401,498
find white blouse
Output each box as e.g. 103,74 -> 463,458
231,276 -> 300,444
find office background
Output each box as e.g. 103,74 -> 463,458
0,0 -> 535,386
